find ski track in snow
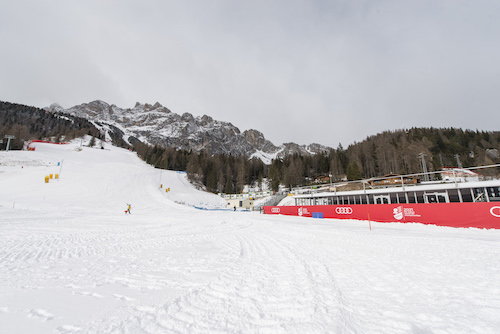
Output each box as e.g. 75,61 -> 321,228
103,223 -> 363,334
1,140 -> 500,333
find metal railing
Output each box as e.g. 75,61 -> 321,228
290,164 -> 500,196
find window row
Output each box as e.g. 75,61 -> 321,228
295,187 -> 500,206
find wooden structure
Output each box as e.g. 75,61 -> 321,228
368,174 -> 418,187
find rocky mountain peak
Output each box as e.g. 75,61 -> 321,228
181,112 -> 194,122
200,115 -> 213,126
244,129 -> 278,153
53,101 -> 331,162
48,103 -> 64,113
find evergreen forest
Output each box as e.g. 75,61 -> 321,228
0,101 -> 101,149
132,128 -> 500,193
2,100 -> 499,193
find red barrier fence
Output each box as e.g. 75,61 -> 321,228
29,140 -> 69,145
27,140 -> 69,150
264,202 -> 500,229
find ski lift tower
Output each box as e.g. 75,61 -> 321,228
419,152 -> 430,182
4,135 -> 15,152
455,154 -> 463,169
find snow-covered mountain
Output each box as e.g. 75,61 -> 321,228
48,100 -> 331,162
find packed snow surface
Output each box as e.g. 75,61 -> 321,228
1,141 -> 500,333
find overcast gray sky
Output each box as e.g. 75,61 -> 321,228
1,0 -> 499,147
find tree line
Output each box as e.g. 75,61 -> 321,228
133,127 -> 500,193
132,142 -> 266,194
0,100 -> 101,149
3,100 -> 499,193
268,128 -> 500,190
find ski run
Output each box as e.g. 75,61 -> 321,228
1,139 -> 500,334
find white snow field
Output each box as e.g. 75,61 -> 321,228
1,140 -> 500,334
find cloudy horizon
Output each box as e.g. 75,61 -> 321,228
1,0 -> 499,147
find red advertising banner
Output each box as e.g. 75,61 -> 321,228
264,203 -> 500,229
29,140 -> 69,145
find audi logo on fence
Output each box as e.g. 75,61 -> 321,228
271,207 -> 281,214
335,207 -> 353,215
490,206 -> 500,218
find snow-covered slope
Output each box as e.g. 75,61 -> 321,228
1,141 -> 500,333
0,138 -> 225,212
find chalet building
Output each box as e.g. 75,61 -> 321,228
314,175 -> 331,184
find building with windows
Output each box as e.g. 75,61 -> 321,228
219,190 -> 273,210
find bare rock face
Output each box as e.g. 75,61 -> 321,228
244,129 -> 278,153
52,100 -> 331,162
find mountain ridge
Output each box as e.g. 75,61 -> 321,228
48,100 -> 331,162
3,99 -> 499,193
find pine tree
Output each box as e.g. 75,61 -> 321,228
346,161 -> 362,181
268,160 -> 281,192
205,161 -> 218,192
224,165 -> 233,193
235,158 -> 247,193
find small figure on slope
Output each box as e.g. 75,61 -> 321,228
125,204 -> 131,214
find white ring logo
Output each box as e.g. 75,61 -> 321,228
490,206 -> 500,218
271,207 -> 280,214
336,207 -> 353,215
